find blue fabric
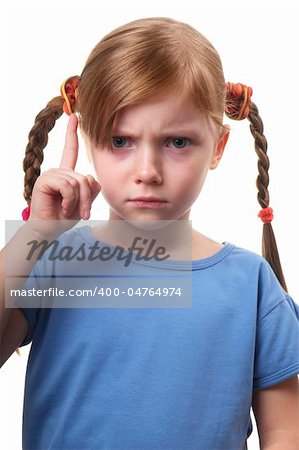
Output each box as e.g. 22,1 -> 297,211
18,226 -> 299,450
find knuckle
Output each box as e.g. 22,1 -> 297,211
68,177 -> 80,189
43,168 -> 55,176
76,174 -> 91,191
61,178 -> 72,189
74,172 -> 87,183
82,177 -> 92,189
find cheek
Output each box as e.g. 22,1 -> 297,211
92,154 -> 116,183
171,164 -> 209,206
92,158 -> 124,202
172,162 -> 208,191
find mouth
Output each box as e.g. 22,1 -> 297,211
129,197 -> 168,209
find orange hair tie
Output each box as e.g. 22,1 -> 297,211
225,82 -> 253,120
258,207 -> 273,223
60,76 -> 80,115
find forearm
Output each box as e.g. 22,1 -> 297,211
262,446 -> 298,450
261,434 -> 299,450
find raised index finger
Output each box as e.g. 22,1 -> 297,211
59,114 -> 79,170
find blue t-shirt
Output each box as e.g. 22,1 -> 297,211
17,225 -> 299,450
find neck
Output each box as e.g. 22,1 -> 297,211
91,219 -> 193,260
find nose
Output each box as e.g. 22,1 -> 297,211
134,146 -> 163,185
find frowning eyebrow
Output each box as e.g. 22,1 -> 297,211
161,128 -> 203,137
111,127 -> 204,137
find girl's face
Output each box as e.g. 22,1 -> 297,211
83,91 -> 229,222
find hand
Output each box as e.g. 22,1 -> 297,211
28,114 -> 101,237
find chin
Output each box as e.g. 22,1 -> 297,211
126,219 -> 175,231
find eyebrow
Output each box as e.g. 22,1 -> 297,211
111,127 -> 203,136
162,127 -> 203,136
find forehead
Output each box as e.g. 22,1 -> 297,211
113,91 -> 214,132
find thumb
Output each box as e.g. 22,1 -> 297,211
86,175 -> 102,202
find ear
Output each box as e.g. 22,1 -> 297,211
210,125 -> 230,170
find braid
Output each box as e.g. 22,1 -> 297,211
246,102 -> 288,292
225,83 -> 288,293
17,96 -> 64,357
23,96 -> 64,204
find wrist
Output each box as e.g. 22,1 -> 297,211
24,219 -> 76,242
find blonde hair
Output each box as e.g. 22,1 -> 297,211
78,17 -> 225,147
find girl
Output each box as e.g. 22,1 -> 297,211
1,17 -> 299,450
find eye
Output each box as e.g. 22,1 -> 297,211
166,137 -> 191,149
112,136 -> 130,148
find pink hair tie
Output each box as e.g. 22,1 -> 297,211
258,207 -> 273,223
22,205 -> 31,221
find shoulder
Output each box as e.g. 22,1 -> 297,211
225,241 -> 284,283
230,244 -> 299,319
22,226 -> 88,278
221,240 -> 270,276
223,242 -> 290,302
228,241 -> 265,263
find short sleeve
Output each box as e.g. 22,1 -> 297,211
253,260 -> 299,389
14,266 -> 43,347
18,307 -> 40,347
13,227 -> 81,347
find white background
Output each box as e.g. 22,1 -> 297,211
1,0 -> 299,449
